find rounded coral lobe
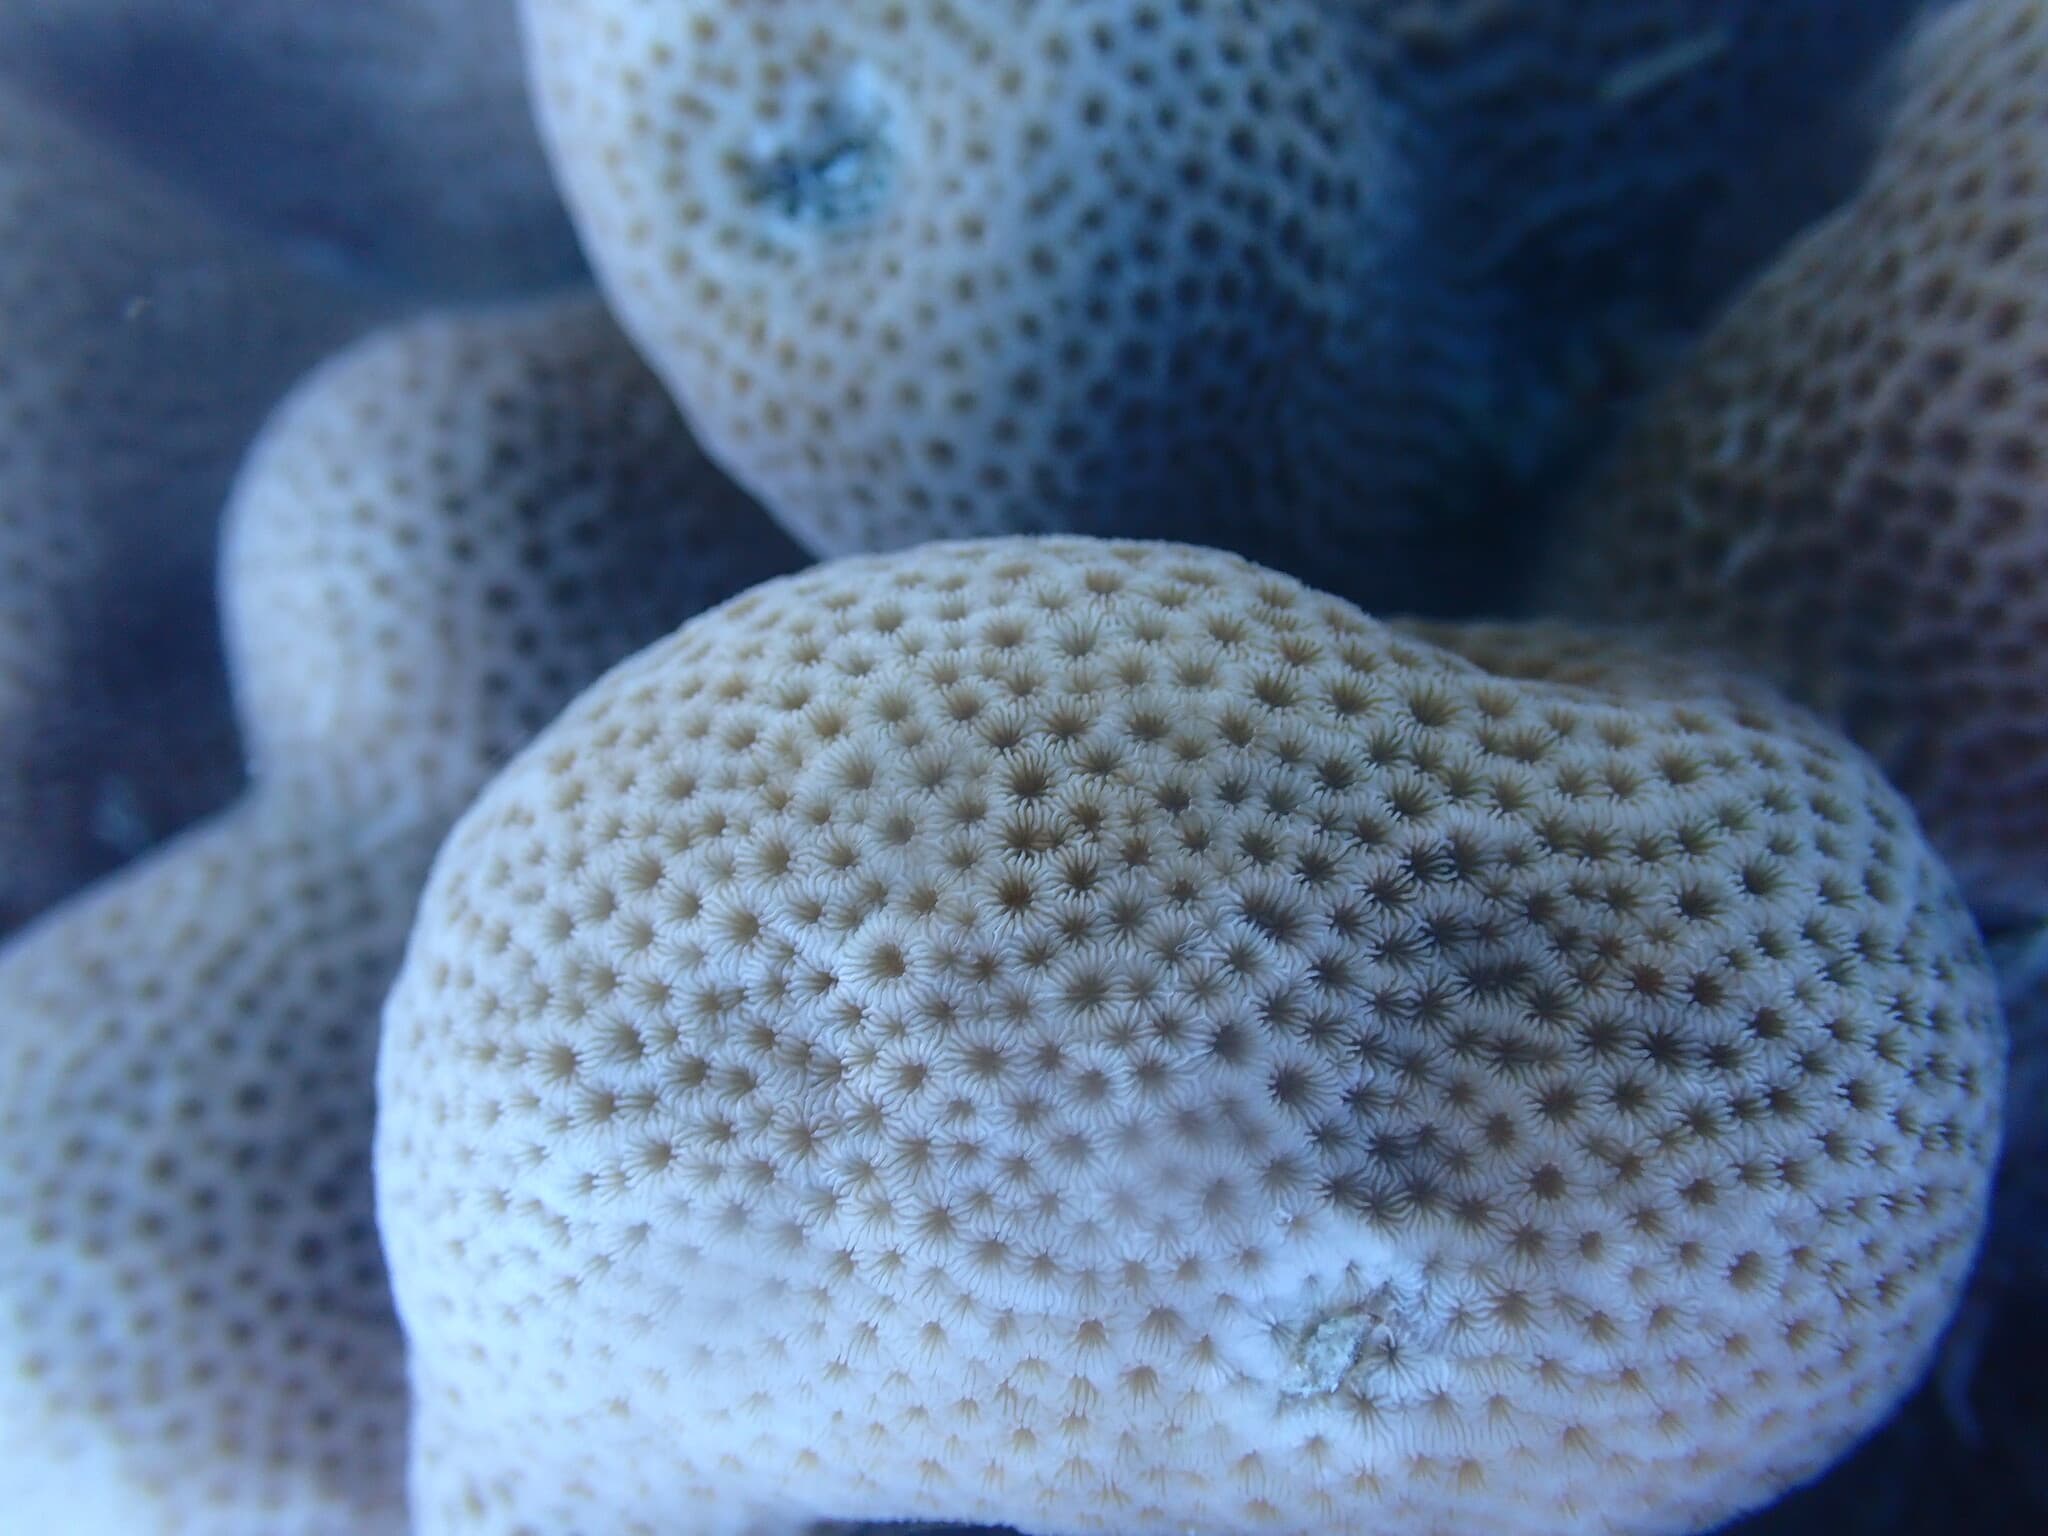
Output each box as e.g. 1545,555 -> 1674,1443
0,796 -> 422,1535
218,296 -> 805,811
519,0 -> 1524,612
1544,0 -> 2048,922
378,538 -> 2002,1536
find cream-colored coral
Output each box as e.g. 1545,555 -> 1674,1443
0,81 -> 385,932
0,295 -> 804,1534
377,537 -> 2001,1536
519,0 -> 1516,600
0,0 -> 580,296
1543,0 -> 2048,923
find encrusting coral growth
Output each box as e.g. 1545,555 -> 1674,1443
0,0 -> 583,297
377,537 -> 2002,1536
1542,0 -> 2048,924
0,296 -> 803,1534
0,81 -> 385,935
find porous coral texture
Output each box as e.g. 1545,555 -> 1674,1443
0,296 -> 803,1534
1543,0 -> 2048,922
520,0 -> 1517,611
0,794 -> 438,1536
0,0 -> 582,296
0,82 -> 383,933
377,537 -> 2002,1536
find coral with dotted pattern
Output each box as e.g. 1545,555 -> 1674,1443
376,537 -> 2001,1536
518,0 -> 1540,610
0,0 -> 582,297
0,82 -> 382,933
1543,0 -> 2048,923
0,296 -> 803,1534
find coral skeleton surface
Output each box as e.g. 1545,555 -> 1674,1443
519,0 -> 1516,608
377,537 -> 2002,1536
0,296 -> 803,1534
0,81 -> 383,934
1544,0 -> 2048,923
520,0 -> 1927,618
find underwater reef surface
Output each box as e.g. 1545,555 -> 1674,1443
0,1 -> 2040,1533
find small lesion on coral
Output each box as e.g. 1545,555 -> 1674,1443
736,63 -> 899,237
1273,1275 -> 1440,1402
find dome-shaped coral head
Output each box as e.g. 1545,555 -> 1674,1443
220,296 -> 807,815
518,0 -> 1525,612
1542,0 -> 2048,925
0,295 -> 803,1536
377,537 -> 2003,1536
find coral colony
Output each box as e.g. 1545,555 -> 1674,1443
379,540 -> 1998,1534
0,3 -> 2040,1534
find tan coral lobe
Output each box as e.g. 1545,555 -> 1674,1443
1543,0 -> 2048,922
377,537 -> 2001,1536
0,295 -> 803,1534
217,297 -> 806,797
518,0 -> 1510,606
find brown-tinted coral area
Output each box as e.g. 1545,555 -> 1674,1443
1546,0 -> 2048,922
